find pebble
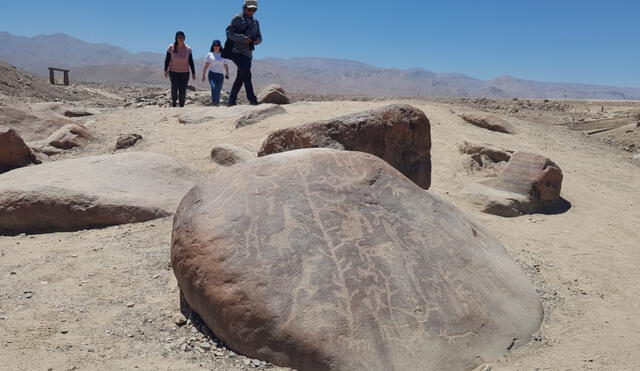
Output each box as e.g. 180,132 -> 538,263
251,359 -> 262,367
60,329 -> 69,334
126,333 -> 134,338
126,302 -> 135,308
173,313 -> 187,326
198,342 -> 211,351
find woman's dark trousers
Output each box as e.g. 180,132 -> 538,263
228,53 -> 258,105
169,71 -> 190,107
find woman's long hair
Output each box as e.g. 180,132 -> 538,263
210,40 -> 222,53
174,31 -> 186,53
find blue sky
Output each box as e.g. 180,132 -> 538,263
2,0 -> 639,87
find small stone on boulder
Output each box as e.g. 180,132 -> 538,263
461,113 -> 516,134
116,134 -> 143,150
259,104 -> 432,189
257,84 -> 290,105
459,141 -> 513,168
234,104 -> 287,128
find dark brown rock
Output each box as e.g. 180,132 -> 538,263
171,148 -> 542,371
0,126 -> 37,172
258,104 -> 432,189
460,113 -> 515,134
257,84 -> 290,105
116,134 -> 143,150
462,152 -> 564,217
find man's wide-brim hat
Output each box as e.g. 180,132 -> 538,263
244,0 -> 258,8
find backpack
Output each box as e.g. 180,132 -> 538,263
222,19 -> 249,59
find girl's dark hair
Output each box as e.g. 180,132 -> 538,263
174,31 -> 186,53
210,40 -> 222,53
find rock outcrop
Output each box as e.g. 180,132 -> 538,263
259,104 -> 432,189
172,148 -> 542,371
234,104 -> 287,128
257,84 -> 290,105
210,144 -> 255,166
461,113 -> 516,134
0,152 -> 203,233
461,151 -> 564,217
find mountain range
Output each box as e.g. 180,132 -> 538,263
2,31 -> 640,100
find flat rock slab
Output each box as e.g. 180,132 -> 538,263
462,151 -> 564,217
0,151 -> 203,233
178,109 -> 217,124
234,104 -> 287,128
461,113 -> 516,134
172,148 -> 542,371
258,104 -> 432,189
0,105 -> 75,141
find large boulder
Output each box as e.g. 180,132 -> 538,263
258,104 -> 432,189
0,126 -> 38,172
29,123 -> 94,155
0,152 -> 203,233
460,113 -> 515,134
172,148 -> 543,371
257,84 -> 291,105
210,144 -> 255,166
461,152 -> 564,217
234,104 -> 287,128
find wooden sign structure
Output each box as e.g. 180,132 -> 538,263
48,67 -> 70,86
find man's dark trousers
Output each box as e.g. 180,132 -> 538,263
228,53 -> 257,105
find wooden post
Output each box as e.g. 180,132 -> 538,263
49,68 -> 55,85
63,70 -> 70,86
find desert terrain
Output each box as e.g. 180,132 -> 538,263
1,62 -> 640,371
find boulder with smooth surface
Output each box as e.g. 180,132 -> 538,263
461,151 -> 564,217
258,104 -> 432,189
0,105 -> 75,141
0,152 -> 203,233
210,144 -> 255,166
172,148 -> 542,371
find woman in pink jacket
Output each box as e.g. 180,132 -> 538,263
164,31 -> 196,107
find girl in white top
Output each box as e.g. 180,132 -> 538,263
201,40 -> 230,106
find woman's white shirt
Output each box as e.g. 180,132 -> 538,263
206,52 -> 229,74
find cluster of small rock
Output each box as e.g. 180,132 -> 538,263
168,312 -> 271,369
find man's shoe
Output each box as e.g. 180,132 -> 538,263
249,100 -> 259,106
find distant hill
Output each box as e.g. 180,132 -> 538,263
2,31 -> 640,100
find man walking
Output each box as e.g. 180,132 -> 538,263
226,0 -> 262,106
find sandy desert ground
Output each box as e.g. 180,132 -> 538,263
1,87 -> 640,371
